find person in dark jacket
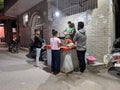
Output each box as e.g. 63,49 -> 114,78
34,30 -> 44,67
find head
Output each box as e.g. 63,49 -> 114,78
31,34 -> 35,41
78,22 -> 84,30
35,29 -> 40,36
52,29 -> 58,36
71,23 -> 75,28
68,21 -> 72,27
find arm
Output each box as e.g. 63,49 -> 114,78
73,32 -> 78,43
69,28 -> 75,35
58,38 -> 62,47
58,42 -> 62,48
41,39 -> 46,49
63,28 -> 67,35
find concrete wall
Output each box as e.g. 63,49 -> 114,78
108,0 -> 116,53
86,0 -> 109,62
47,2 -> 66,39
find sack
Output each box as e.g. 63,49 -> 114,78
103,54 -> 110,65
61,54 -> 74,73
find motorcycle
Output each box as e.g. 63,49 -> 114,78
108,38 -> 120,75
26,40 -> 47,62
9,38 -> 19,53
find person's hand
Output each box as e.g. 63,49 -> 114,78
69,31 -> 73,35
64,32 -> 67,35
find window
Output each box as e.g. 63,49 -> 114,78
58,0 -> 98,16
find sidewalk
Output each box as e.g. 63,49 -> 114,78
19,47 -> 29,52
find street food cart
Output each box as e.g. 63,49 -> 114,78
44,45 -> 79,72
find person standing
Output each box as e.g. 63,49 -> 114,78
50,29 -> 61,75
63,21 -> 74,40
71,23 -> 76,40
34,30 -> 44,67
73,22 -> 87,73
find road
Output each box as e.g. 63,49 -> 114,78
0,47 -> 120,90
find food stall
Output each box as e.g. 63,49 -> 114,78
44,45 -> 79,73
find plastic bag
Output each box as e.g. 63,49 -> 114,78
103,54 -> 110,65
61,53 -> 74,73
85,52 -> 89,64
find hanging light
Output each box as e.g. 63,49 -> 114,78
55,11 -> 60,17
55,0 -> 60,17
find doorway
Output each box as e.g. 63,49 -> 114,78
115,0 -> 120,38
0,24 -> 5,45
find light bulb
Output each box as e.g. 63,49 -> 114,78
55,11 -> 60,17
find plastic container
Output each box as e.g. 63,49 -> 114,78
86,56 -> 96,64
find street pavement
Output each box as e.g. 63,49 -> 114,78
0,47 -> 120,90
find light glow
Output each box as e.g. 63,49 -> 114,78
55,11 -> 60,17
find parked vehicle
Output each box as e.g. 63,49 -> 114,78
26,39 -> 47,62
108,38 -> 120,75
9,38 -> 19,53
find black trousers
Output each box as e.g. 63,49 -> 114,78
77,50 -> 86,72
51,50 -> 61,73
